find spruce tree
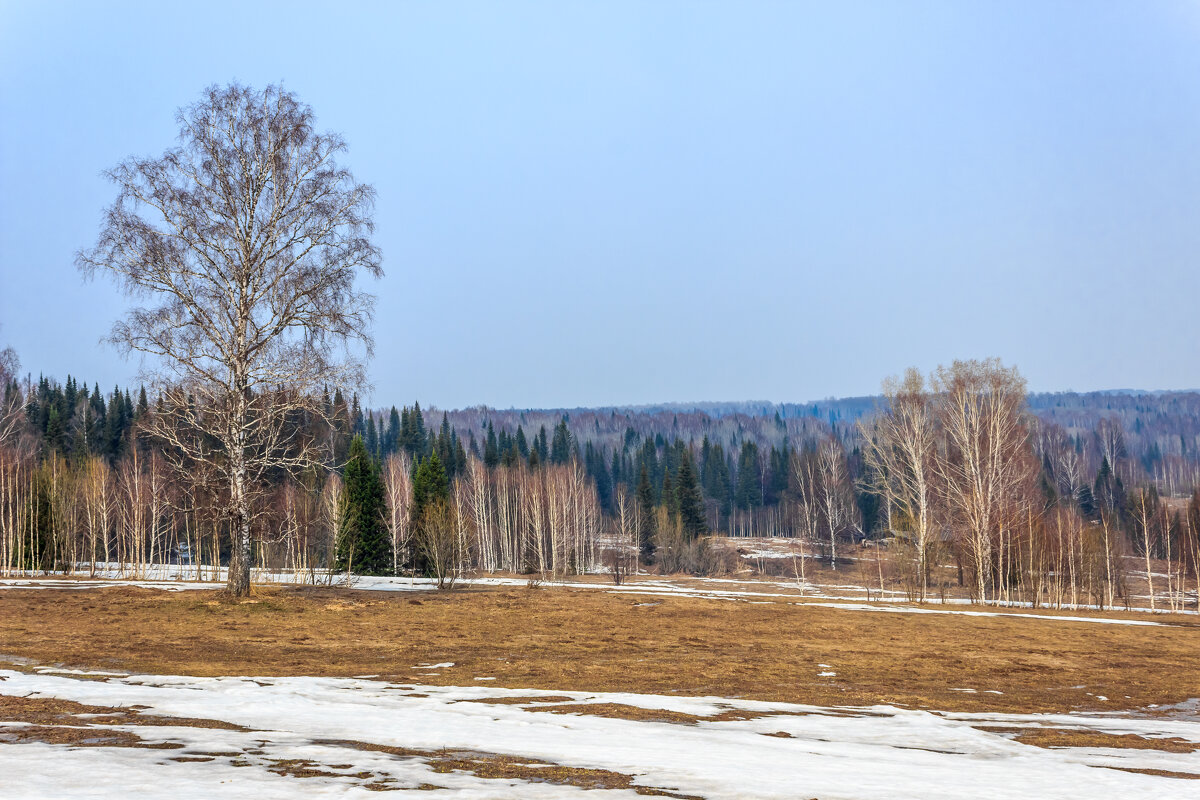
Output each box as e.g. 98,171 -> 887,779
335,436 -> 393,575
410,452 -> 450,574
735,441 -> 762,510
484,421 -> 499,467
661,470 -> 675,520
385,406 -> 401,455
365,414 -> 379,458
411,401 -> 427,455
676,450 -> 706,540
412,452 -> 450,527
636,465 -> 657,562
550,418 -> 571,464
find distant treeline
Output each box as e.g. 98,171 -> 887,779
2,361 -> 1199,609
7,371 -> 1200,535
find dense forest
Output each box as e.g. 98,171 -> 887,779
1,345 -> 1198,609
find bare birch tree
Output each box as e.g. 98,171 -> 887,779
816,437 -> 857,570
860,368 -> 939,600
790,450 -> 821,593
382,452 -> 413,575
0,345 -> 24,448
77,84 -> 381,595
933,359 -> 1033,603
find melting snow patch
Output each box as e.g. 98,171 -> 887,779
2,670 -> 1199,799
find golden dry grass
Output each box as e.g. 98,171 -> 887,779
1,583 -> 1198,714
315,740 -> 703,797
977,725 -> 1200,753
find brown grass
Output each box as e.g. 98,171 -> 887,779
0,692 -> 249,750
1105,766 -> 1200,780
1,584 -> 1198,714
316,739 -> 702,797
979,725 -> 1200,753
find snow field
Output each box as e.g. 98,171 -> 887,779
2,669 -> 1198,799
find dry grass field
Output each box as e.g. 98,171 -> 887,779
2,581 -> 1198,715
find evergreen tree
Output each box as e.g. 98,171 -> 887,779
411,401 -> 427,456
351,393 -> 363,436
411,451 -> 451,574
331,388 -> 351,464
453,434 -> 468,475
550,418 -> 571,464
335,436 -> 392,575
675,450 -> 706,539
412,452 -> 450,525
635,465 -> 657,562
385,406 -> 401,455
661,470 -> 675,519
735,441 -> 762,509
484,421 -> 500,468
365,414 -> 379,458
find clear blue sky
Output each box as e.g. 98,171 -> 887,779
2,1 -> 1199,408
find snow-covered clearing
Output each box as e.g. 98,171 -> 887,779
1,669 -> 1197,799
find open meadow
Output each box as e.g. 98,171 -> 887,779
2,573 -> 1199,799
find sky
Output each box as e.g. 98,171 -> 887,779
2,1 -> 1200,409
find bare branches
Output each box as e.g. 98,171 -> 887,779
76,84 -> 380,595
932,359 -> 1036,604
859,368 -> 939,600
